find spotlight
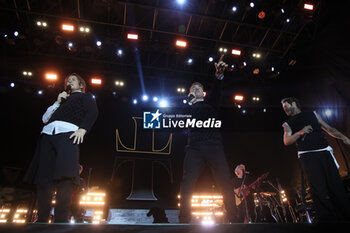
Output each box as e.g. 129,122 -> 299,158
271,67 -> 275,71
177,0 -> 186,5
68,42 -> 74,48
253,68 -> 260,75
117,49 -> 123,56
38,90 -> 43,95
325,109 -> 332,117
242,109 -> 247,114
232,6 -> 238,12
79,26 -> 90,33
159,99 -> 169,108
234,95 -> 244,101
243,61 -> 247,66
208,57 -> 213,62
37,21 -> 48,27
231,49 -> 241,56
176,40 -> 187,48
249,2 -> 255,8
62,24 -> 74,32
281,8 -> 285,14
14,31 -> 19,37
45,73 -> 57,81
286,18 -> 291,23
96,41 -> 102,47
252,96 -> 260,101
142,95 -> 149,101
304,3 -> 314,11
263,108 -> 267,112
112,91 -> 117,96
187,58 -> 193,64
127,33 -> 138,40
10,82 -> 15,88
219,47 -> 228,53
91,78 -> 102,85
153,96 -> 158,102
258,11 -> 266,19
252,53 -> 261,58
183,99 -> 187,104
133,99 -> 138,104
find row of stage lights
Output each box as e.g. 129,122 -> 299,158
7,79 -> 336,117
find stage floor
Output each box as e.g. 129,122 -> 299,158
0,222 -> 349,233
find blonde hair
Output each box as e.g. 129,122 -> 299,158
235,164 -> 246,176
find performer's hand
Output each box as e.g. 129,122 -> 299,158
300,125 -> 313,136
214,60 -> 228,77
56,91 -> 69,104
70,128 -> 87,144
342,137 -> 350,145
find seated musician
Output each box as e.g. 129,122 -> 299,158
232,164 -> 255,223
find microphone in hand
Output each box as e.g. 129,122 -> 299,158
186,93 -> 195,104
60,85 -> 71,103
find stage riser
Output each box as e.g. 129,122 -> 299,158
0,223 -> 349,233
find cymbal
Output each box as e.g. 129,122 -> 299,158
259,192 -> 277,196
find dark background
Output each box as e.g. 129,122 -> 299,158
1,0 -> 350,209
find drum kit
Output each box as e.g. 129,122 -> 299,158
240,173 -> 298,223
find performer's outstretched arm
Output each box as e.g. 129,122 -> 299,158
314,111 -> 350,145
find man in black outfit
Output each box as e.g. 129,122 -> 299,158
178,60 -> 237,223
24,73 -> 98,223
281,97 -> 350,222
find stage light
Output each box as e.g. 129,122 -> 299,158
286,18 -> 291,23
177,0 -> 186,5
208,57 -> 213,62
91,78 -> 102,85
36,21 -> 48,27
79,26 -> 90,33
325,109 -> 332,117
112,91 -> 116,96
242,109 -> 247,114
281,8 -> 285,14
243,61 -> 247,66
127,33 -> 138,40
117,49 -> 123,56
253,68 -> 260,74
232,6 -> 237,12
237,104 -> 241,109
183,99 -> 187,104
12,209 -> 28,223
219,47 -> 228,53
115,81 -> 124,86
250,2 -> 255,8
187,58 -> 193,64
142,95 -> 149,101
176,40 -> 187,48
159,99 -> 169,108
133,99 -> 138,104
263,108 -> 267,112
252,53 -> 261,58
62,24 -> 74,31
304,3 -> 314,11
153,96 -> 158,102
10,82 -> 15,88
3,34 -> 8,38
258,11 -> 266,19
68,42 -> 74,47
96,41 -> 102,47
46,73 -> 57,81
252,96 -> 260,101
231,49 -> 241,56
0,209 -> 10,223
234,95 -> 244,101
177,88 -> 186,93
38,90 -> 43,95
14,31 -> 19,37
271,67 -> 275,72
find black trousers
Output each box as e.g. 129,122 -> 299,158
36,132 -> 79,223
179,140 -> 237,223
300,150 -> 350,222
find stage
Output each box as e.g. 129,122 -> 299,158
0,222 -> 349,233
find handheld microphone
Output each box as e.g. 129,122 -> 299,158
301,134 -> 307,142
60,85 -> 72,103
187,93 -> 195,103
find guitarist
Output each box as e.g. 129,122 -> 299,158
232,164 -> 255,223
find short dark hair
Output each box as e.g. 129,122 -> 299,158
281,97 -> 301,109
64,73 -> 86,93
